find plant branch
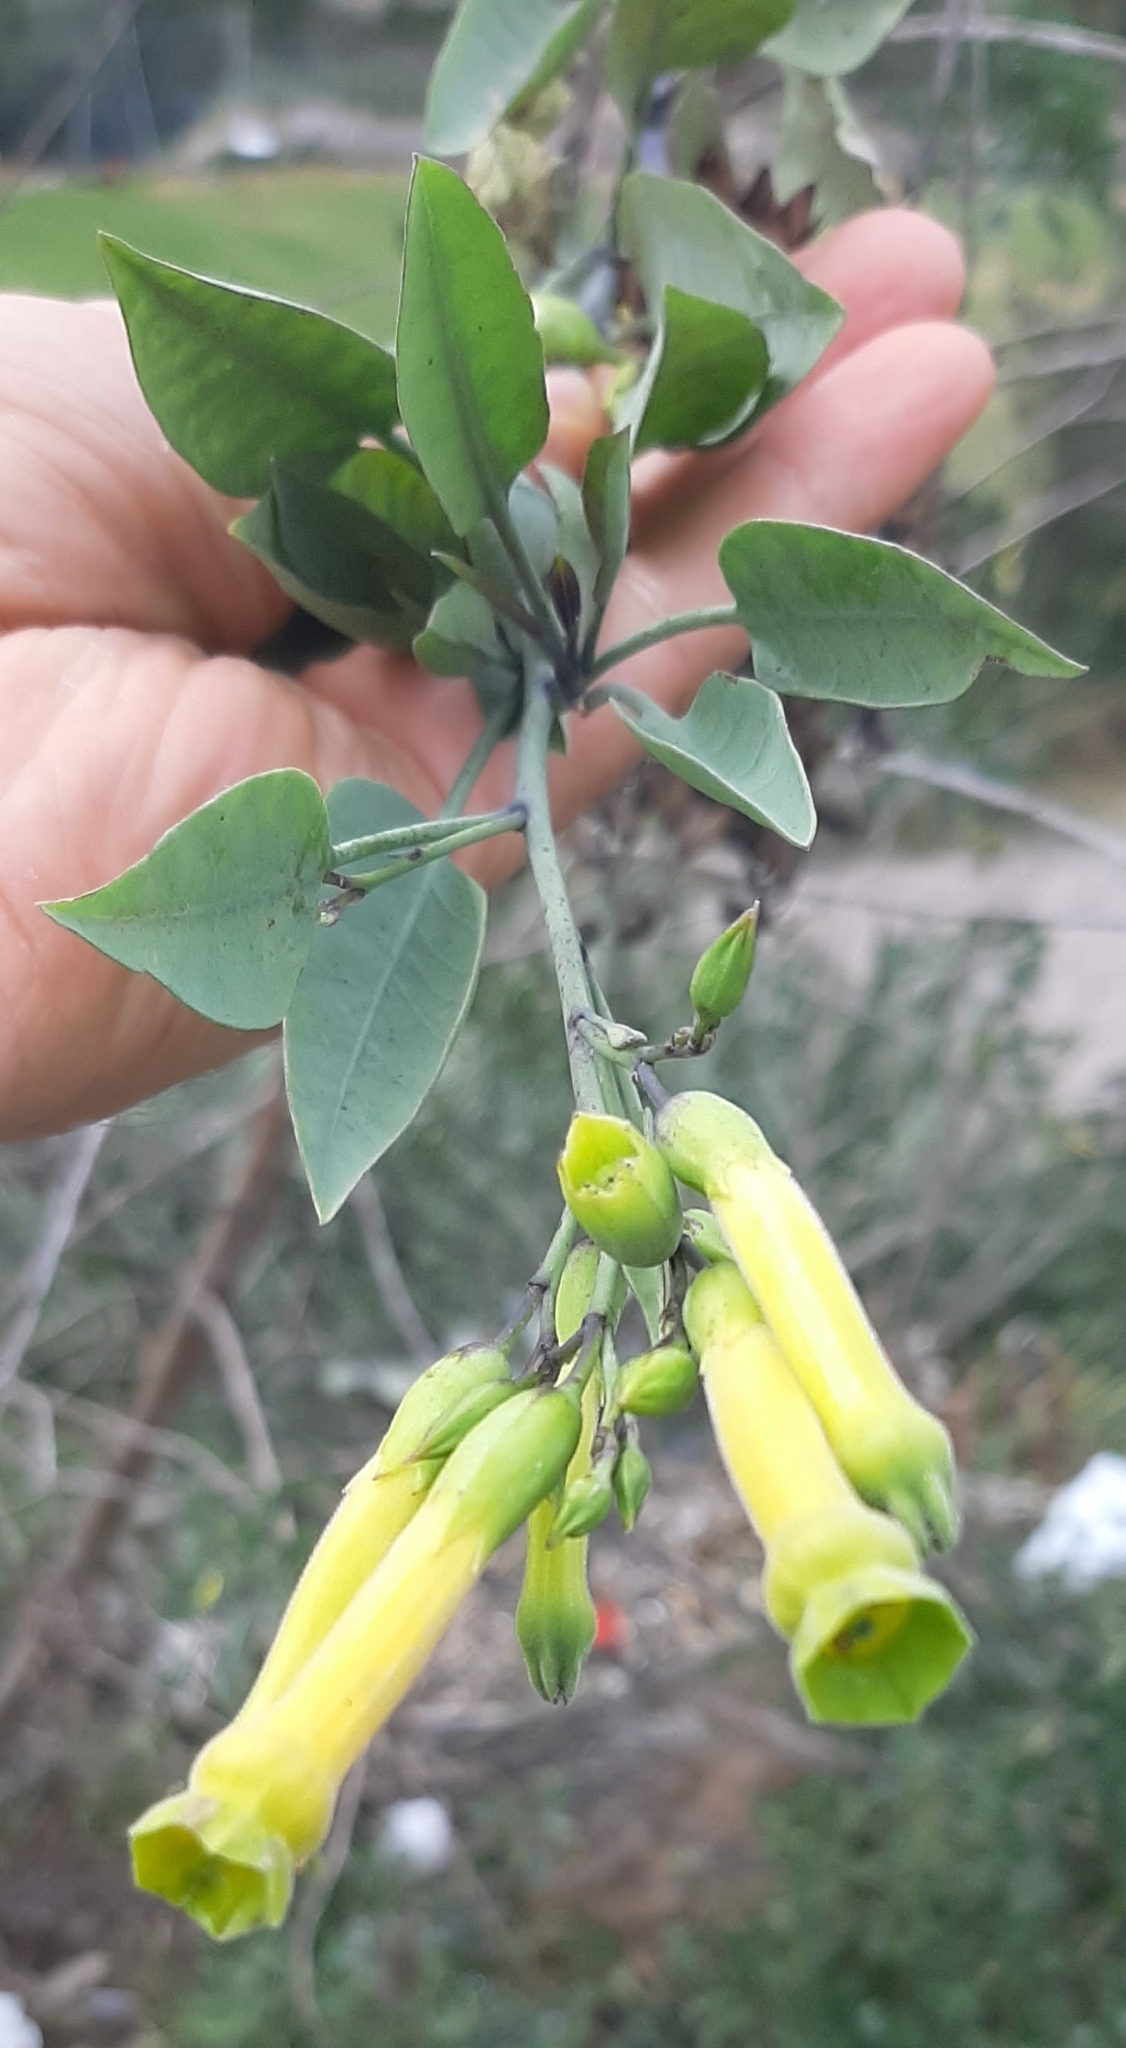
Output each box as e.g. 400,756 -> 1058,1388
516,673 -> 604,1114
585,605 -> 741,686
443,701 -> 514,817
892,13 -> 1126,65
331,811 -> 509,869
321,804 -> 526,912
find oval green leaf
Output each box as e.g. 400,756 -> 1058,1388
607,672 -> 816,847
618,173 -> 843,419
719,522 -> 1084,707
43,771 -> 331,1029
99,237 -> 399,499
285,780 -> 488,1223
764,0 -> 913,76
629,285 -> 769,452
608,0 -> 795,125
233,466 -> 432,651
426,0 -> 603,156
395,159 -> 550,538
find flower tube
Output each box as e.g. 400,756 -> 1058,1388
234,1343 -> 510,1725
684,1262 -> 970,1726
131,1381 -> 581,1939
658,1092 -> 958,1552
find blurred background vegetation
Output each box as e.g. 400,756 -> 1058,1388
6,2 -> 1126,2043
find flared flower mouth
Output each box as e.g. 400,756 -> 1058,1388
790,1565 -> 972,1726
129,1791 -> 294,1941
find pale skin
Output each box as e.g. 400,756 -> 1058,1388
0,209 -> 994,1142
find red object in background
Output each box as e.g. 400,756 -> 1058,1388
592,1600 -> 630,1655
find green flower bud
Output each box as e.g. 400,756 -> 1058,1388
614,1342 -> 698,1419
683,1209 -> 732,1266
405,1377 -> 520,1463
689,905 -> 759,1034
558,1113 -> 682,1269
516,1369 -> 601,1705
613,1422 -> 652,1532
532,292 -> 624,367
550,1446 -> 617,1542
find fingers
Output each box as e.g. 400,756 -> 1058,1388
0,297 -> 288,649
0,624 -> 444,1138
542,367 -> 608,477
795,207 -> 969,371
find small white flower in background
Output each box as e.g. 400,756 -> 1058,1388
378,1797 -> 455,1876
1014,1453 -> 1126,1592
0,1993 -> 42,2048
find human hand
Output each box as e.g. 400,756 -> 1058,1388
0,208 -> 993,1140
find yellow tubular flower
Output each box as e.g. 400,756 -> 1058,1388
684,1263 -> 970,1727
234,1344 -> 509,1724
131,1382 -> 581,1939
657,1093 -> 958,1552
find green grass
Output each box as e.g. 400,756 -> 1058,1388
0,168 -> 408,341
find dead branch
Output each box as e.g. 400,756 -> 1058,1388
0,1079 -> 288,1744
193,1287 -> 283,1495
350,1176 -> 433,1363
893,13 -> 1126,65
0,1121 -> 109,1395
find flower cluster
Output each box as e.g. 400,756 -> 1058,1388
130,921 -> 968,1942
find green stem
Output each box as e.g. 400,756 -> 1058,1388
488,487 -> 572,676
332,810 -> 512,869
585,604 -> 741,687
516,673 -> 604,1115
443,702 -> 513,819
334,805 -> 526,895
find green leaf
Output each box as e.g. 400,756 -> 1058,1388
285,780 -> 487,1222
626,1265 -> 664,1344
413,582 -> 523,725
44,772 -> 331,1029
99,236 -> 399,500
774,72 -> 883,226
607,673 -> 816,846
627,285 -> 769,452
331,447 -> 461,571
764,0 -> 913,75
618,173 -> 843,420
233,465 -> 431,651
608,0 -> 795,125
426,0 -> 603,156
395,159 -> 549,537
582,429 -> 632,623
719,522 -> 1084,707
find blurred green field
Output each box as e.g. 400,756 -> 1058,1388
0,168 -> 408,340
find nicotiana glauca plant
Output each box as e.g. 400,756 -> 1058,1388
42,0 -> 1082,1944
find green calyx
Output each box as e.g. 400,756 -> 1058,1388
558,1113 -> 683,1268
689,905 -> 759,1035
405,1376 -> 520,1463
613,1423 -> 652,1531
130,1791 -> 294,1942
613,1342 -> 698,1419
555,1240 -> 602,1344
378,1344 -> 510,1470
439,1383 -> 584,1555
654,1091 -> 772,1194
532,292 -> 625,368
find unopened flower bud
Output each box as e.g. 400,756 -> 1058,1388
613,1422 -> 652,1531
689,905 -> 759,1034
659,1093 -> 959,1553
532,292 -> 624,367
613,1342 -> 698,1418
685,1263 -> 970,1726
558,1112 -> 682,1268
549,1445 -> 617,1542
683,1209 -> 731,1265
